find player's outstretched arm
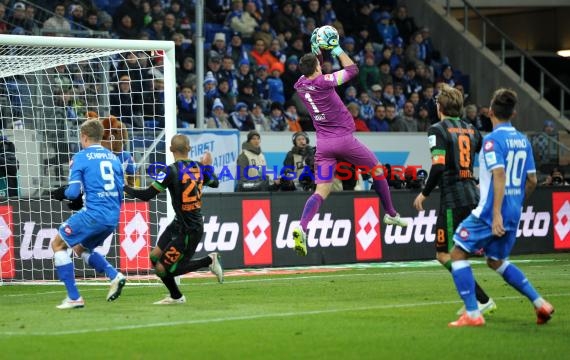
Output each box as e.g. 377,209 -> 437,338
123,184 -> 160,201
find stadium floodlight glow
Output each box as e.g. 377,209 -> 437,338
0,34 -> 176,283
556,50 -> 570,57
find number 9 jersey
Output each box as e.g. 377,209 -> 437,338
68,145 -> 124,225
473,123 -> 536,230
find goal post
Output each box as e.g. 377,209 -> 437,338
0,35 -> 176,283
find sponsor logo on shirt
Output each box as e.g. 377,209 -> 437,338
64,224 -> 72,235
324,74 -> 334,81
484,140 -> 494,151
458,228 -> 469,239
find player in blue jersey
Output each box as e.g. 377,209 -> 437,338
291,27 -> 407,257
50,119 -> 126,309
448,88 -> 554,327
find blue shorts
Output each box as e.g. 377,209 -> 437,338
59,211 -> 116,251
453,214 -> 517,260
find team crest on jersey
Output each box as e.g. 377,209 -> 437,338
428,135 -> 436,148
64,224 -> 73,235
484,140 -> 494,151
458,228 -> 469,239
324,74 -> 334,81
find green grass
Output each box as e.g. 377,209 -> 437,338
1,253 -> 570,359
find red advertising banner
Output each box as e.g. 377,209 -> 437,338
119,202 -> 152,272
354,198 -> 382,261
0,205 -> 14,278
242,199 -> 273,266
552,192 -> 570,249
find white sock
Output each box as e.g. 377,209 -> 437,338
533,297 -> 545,308
467,310 -> 481,318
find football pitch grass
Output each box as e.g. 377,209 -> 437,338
1,253 -> 569,359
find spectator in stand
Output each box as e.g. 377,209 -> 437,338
255,65 -> 270,102
162,13 -> 178,40
84,11 -> 102,33
268,102 -> 287,131
176,56 -> 196,88
421,27 -> 434,64
209,33 -> 228,61
355,1 -> 379,45
409,91 -> 421,109
226,32 -> 250,66
463,104 -> 484,131
401,100 -> 419,132
478,105 -> 493,132
206,54 -> 225,84
406,30 -> 427,67
176,84 -> 197,128
377,11 -> 398,44
143,77 -> 165,127
149,0 -> 165,20
252,20 -> 275,51
226,0 -> 258,39
358,92 -> 374,123
368,105 -> 390,132
8,2 -> 35,34
378,60 -> 393,89
172,32 -> 194,69
305,0 -> 323,27
244,0 -> 263,24
369,84 -> 383,107
385,103 -> 407,132
114,0 -> 145,34
204,71 -> 219,112
250,38 -> 278,70
285,36 -> 305,61
321,0 -> 337,25
205,0 -> 231,24
145,17 -> 166,40
220,55 -> 238,95
216,78 -> 237,113
420,83 -> 437,123
394,5 -> 418,46
284,102 -> 303,132
282,55 -> 301,101
250,102 -> 270,131
237,80 -> 262,111
437,64 -> 457,87
109,74 -> 144,127
404,63 -> 424,96
269,38 -> 287,64
393,82 -> 406,111
273,0 -> 301,42
347,102 -> 370,132
541,167 -> 569,186
393,65 -> 406,86
416,104 -> 431,131
114,14 -> 139,39
390,37 -> 405,69
267,62 -> 285,105
43,3 -> 72,37
207,98 -> 233,129
358,54 -> 380,93
236,59 -> 256,91
344,86 -> 358,105
141,1 -> 153,27
68,4 -> 85,33
382,83 -> 397,107
292,3 -> 307,34
341,36 -> 357,59
228,102 -> 255,130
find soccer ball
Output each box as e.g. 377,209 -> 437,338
315,25 -> 339,50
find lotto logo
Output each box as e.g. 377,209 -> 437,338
119,202 -> 151,271
64,224 -> 72,235
354,198 -> 382,261
0,206 -> 15,278
553,193 -> 570,249
242,200 -> 272,266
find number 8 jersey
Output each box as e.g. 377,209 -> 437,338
427,118 -> 482,208
473,122 -> 536,230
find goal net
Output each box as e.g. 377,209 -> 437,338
0,35 -> 176,284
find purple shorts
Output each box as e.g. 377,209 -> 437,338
314,135 -> 378,184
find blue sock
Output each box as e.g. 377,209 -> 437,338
451,260 -> 478,312
498,261 -> 540,302
54,251 -> 80,300
84,252 -> 118,280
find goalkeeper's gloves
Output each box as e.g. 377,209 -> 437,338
331,44 -> 344,58
310,27 -> 321,56
51,185 -> 68,201
67,195 -> 84,211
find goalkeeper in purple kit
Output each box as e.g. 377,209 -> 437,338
291,26 -> 407,256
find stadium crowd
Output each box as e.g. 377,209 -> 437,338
0,0 -> 495,133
